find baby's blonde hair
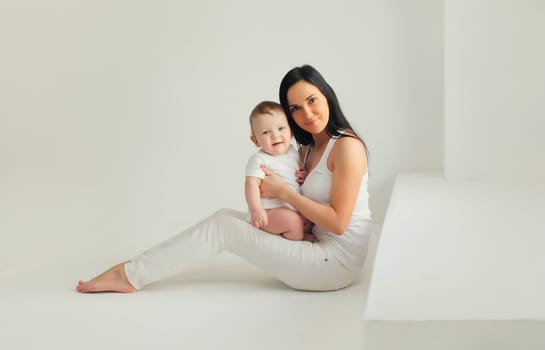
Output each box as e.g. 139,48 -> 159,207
249,101 -> 284,127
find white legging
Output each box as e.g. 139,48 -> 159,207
124,208 -> 358,291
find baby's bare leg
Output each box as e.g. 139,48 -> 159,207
262,208 -> 305,241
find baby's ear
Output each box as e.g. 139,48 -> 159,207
250,135 -> 260,147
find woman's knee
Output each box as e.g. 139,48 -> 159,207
209,208 -> 248,229
211,208 -> 244,219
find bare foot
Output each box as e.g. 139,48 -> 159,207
76,262 -> 137,293
303,233 -> 317,242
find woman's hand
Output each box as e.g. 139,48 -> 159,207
295,168 -> 308,185
260,165 -> 289,200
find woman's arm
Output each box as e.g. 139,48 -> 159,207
261,137 -> 366,235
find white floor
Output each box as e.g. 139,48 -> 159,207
6,173 -> 545,349
0,184 -> 383,350
1,255 -> 380,350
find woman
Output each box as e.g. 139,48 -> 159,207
77,64 -> 372,293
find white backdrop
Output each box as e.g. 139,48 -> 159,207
0,0 -> 443,265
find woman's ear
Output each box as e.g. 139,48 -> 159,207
250,135 -> 260,147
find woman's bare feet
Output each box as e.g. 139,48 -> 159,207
76,261 -> 137,293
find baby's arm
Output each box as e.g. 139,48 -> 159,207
245,176 -> 268,228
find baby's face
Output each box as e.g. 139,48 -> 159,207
251,111 -> 292,156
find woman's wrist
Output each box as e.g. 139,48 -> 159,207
280,185 -> 297,203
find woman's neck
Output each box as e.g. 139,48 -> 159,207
312,131 -> 330,149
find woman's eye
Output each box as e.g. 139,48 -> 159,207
309,97 -> 316,104
289,106 -> 298,113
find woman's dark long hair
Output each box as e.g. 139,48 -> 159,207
279,65 -> 367,156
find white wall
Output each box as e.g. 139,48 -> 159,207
361,0 -> 444,215
445,0 -> 545,182
0,0 -> 443,265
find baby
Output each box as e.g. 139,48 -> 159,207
245,101 -> 310,241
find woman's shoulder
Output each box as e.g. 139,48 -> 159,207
333,133 -> 366,154
329,134 -> 367,170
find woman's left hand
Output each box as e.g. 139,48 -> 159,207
260,165 -> 288,200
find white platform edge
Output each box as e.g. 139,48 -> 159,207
363,172 -> 545,350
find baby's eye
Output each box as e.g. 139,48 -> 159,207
279,127 -> 286,131
262,130 -> 270,135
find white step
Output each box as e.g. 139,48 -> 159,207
364,173 -> 545,349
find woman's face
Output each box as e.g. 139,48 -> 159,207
286,80 -> 329,135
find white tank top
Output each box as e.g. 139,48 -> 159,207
300,135 -> 373,271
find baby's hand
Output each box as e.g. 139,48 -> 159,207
295,168 -> 308,185
250,209 -> 268,228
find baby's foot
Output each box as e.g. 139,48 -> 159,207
76,262 -> 136,293
303,233 -> 317,242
